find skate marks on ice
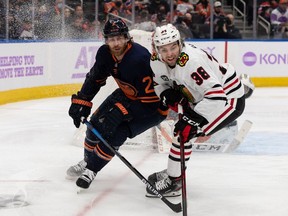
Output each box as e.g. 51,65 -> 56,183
0,194 -> 29,209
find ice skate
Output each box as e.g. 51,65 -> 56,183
66,160 -> 87,180
148,169 -> 168,184
146,175 -> 182,198
76,168 -> 97,189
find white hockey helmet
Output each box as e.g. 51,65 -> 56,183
152,24 -> 182,53
240,74 -> 255,99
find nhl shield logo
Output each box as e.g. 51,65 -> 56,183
177,52 -> 189,67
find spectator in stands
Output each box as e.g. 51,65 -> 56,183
270,0 -> 288,38
45,0 -> 65,38
64,7 -> 73,25
66,17 -> 89,39
104,0 -> 116,15
244,0 -> 254,26
205,1 -> 225,24
195,0 -> 211,21
213,15 -> 228,39
109,0 -> 131,18
34,2 -> 55,39
0,1 -> 5,38
54,0 -> 63,16
182,12 -> 201,38
147,0 -> 170,16
134,9 -> 157,32
19,19 -> 34,40
73,4 -> 85,20
12,1 -> 27,23
103,0 -> 132,20
86,19 -> 103,39
0,16 -> 5,39
157,4 -> 169,24
0,1 -> 4,18
213,13 -> 242,39
174,15 -> 194,39
176,0 -> 194,16
72,4 -> 90,26
7,9 -> 21,39
225,13 -> 242,39
258,0 -> 278,22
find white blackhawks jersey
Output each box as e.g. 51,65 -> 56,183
151,43 -> 245,135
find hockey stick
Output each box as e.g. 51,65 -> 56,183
178,105 -> 188,216
81,119 -> 182,213
223,120 -> 253,153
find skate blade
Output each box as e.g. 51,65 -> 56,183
76,186 -> 87,194
66,175 -> 79,181
145,191 -> 181,198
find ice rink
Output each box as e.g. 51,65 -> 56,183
0,87 -> 288,216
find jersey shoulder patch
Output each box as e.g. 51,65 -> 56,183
177,52 -> 189,67
151,52 -> 159,61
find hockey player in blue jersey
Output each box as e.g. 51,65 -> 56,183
67,18 -> 167,189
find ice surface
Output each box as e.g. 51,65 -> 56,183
0,87 -> 287,216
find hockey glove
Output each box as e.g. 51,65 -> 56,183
69,93 -> 93,128
160,88 -> 185,112
97,102 -> 132,137
174,107 -> 208,143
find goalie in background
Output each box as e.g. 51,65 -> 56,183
146,24 -> 252,197
190,73 -> 255,147
66,18 -> 168,190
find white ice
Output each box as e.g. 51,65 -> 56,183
0,87 -> 288,216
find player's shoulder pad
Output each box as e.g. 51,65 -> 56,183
97,44 -> 110,55
128,42 -> 151,61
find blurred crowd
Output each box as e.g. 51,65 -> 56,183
0,0 -> 287,40
258,0 -> 288,38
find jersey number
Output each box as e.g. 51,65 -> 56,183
143,76 -> 154,94
191,67 -> 210,85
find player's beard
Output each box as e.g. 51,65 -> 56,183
110,43 -> 127,58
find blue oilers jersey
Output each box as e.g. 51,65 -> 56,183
81,42 -> 159,103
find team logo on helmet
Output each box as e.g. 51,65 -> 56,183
177,52 -> 189,67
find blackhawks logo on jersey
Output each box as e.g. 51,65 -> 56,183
177,52 -> 189,67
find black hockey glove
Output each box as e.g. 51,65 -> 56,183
160,88 -> 184,112
69,93 -> 93,128
174,107 -> 208,143
97,102 -> 132,137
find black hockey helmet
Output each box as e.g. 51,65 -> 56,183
103,18 -> 129,38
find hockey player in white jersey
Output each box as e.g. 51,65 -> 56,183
146,24 -> 247,197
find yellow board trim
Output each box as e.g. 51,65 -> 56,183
0,77 -> 287,105
0,84 -> 82,105
251,77 -> 288,87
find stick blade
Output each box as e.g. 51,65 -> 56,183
169,202 -> 182,213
